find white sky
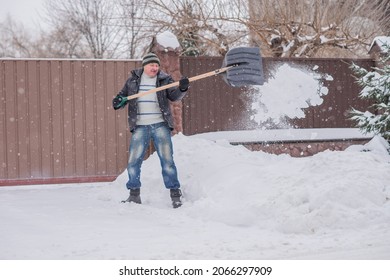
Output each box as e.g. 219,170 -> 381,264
0,0 -> 45,28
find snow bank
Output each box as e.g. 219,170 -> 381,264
1,134 -> 389,259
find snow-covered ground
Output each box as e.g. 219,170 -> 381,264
1,133 -> 389,260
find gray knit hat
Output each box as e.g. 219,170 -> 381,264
142,53 -> 160,66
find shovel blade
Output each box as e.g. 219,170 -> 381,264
222,47 -> 264,87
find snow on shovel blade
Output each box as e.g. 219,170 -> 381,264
222,47 -> 264,87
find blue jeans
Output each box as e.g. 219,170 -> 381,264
126,122 -> 180,190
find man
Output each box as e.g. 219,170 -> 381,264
112,53 -> 189,208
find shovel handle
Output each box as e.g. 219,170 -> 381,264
125,65 -> 233,101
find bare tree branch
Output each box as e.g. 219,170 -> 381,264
246,0 -> 390,58
42,0 -> 127,58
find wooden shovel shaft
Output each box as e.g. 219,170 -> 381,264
125,65 -> 233,101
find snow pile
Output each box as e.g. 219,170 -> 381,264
250,64 -> 333,126
156,31 -> 180,49
1,134 -> 389,259
369,36 -> 390,52
173,135 -> 390,234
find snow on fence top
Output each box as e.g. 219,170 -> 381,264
369,36 -> 390,53
194,128 -> 374,143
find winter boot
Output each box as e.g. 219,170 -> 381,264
170,189 -> 182,208
121,188 -> 141,204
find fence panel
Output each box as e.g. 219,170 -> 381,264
181,57 -> 374,135
0,59 -> 138,185
181,56 -> 247,134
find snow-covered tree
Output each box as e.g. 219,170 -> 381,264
350,43 -> 390,143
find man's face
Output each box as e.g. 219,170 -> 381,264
143,63 -> 159,77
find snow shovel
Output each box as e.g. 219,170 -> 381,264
123,47 -> 264,102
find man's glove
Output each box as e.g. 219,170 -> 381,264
179,77 -> 190,92
113,95 -> 126,110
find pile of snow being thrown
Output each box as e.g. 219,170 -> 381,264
115,133 -> 390,235
249,64 -> 333,126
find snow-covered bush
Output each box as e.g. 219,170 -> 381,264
350,44 -> 390,147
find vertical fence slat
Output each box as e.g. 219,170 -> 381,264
15,61 -> 29,178
39,61 -> 53,178
0,61 -> 6,179
95,61 -> 107,175
105,61 -> 119,174
72,61 -> 86,177
84,61 -> 97,176
27,61 -> 41,179
4,61 -> 18,179
50,61 -> 63,177
62,61 -> 75,177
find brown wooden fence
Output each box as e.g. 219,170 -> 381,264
0,59 -> 139,185
181,57 -> 374,134
0,57 -> 374,186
